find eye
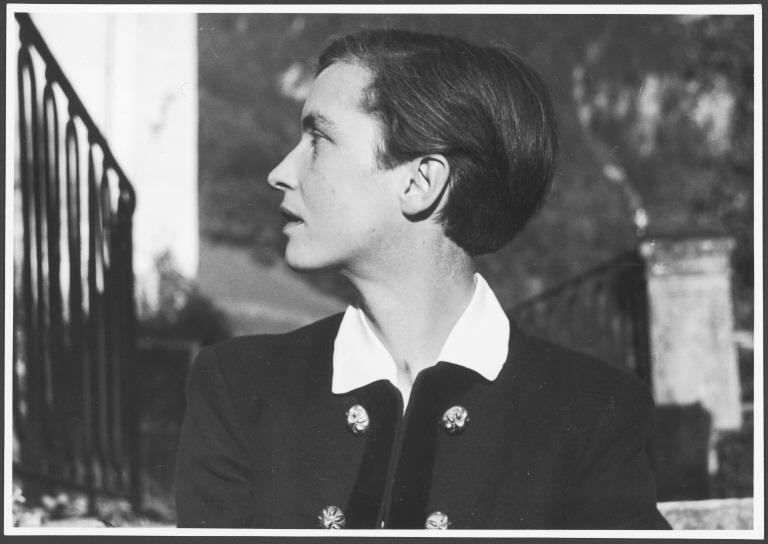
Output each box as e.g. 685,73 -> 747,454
310,129 -> 325,146
308,130 -> 327,156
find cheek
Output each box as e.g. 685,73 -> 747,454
304,157 -> 394,235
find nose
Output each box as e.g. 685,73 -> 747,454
267,145 -> 300,192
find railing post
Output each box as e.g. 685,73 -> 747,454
639,235 -> 742,431
14,11 -> 139,516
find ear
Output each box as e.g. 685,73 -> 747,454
399,155 -> 450,220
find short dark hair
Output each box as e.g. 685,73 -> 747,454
317,29 -> 558,255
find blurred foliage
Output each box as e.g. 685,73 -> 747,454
139,252 -> 232,345
12,482 -> 171,527
198,14 -> 753,315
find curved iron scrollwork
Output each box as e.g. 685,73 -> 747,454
13,12 -> 140,513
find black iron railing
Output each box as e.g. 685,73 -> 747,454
508,250 -> 651,382
13,12 -> 140,513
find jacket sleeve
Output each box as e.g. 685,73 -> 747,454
174,346 -> 255,527
564,375 -> 671,529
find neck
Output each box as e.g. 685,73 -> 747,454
343,241 -> 476,389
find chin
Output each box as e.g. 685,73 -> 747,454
284,257 -> 319,272
284,246 -> 334,273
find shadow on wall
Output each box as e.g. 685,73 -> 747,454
135,339 -> 198,525
651,403 -> 712,501
134,252 -> 236,523
651,402 -> 753,503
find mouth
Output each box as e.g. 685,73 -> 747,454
279,206 -> 303,225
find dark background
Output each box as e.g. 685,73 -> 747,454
197,13 -> 754,326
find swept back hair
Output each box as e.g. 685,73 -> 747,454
317,29 -> 558,255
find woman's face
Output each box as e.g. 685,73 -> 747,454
268,62 -> 406,275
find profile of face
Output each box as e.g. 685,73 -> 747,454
268,62 -> 407,274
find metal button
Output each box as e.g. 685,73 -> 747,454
425,510 -> 450,529
440,405 -> 469,434
346,404 -> 370,434
318,505 -> 345,529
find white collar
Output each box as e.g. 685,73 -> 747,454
332,273 -> 510,397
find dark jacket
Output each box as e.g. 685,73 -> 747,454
174,313 -> 670,529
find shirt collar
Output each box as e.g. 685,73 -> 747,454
332,273 -> 510,395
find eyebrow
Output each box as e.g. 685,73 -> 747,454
301,112 -> 336,133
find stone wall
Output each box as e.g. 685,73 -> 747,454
658,498 -> 754,529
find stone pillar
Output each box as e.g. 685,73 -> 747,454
640,235 -> 742,431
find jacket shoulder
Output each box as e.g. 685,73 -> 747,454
510,331 -> 653,412
204,312 -> 343,357
192,313 -> 344,394
509,333 -> 658,485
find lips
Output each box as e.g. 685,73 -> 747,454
279,205 -> 303,224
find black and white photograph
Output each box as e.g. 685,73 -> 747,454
4,3 -> 762,537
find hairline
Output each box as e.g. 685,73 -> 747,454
316,57 -> 395,169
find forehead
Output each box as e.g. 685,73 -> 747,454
302,62 -> 372,120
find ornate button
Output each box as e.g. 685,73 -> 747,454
318,505 -> 345,529
346,404 -> 370,434
425,510 -> 450,529
440,405 -> 469,434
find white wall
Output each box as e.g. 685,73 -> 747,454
24,11 -> 199,310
